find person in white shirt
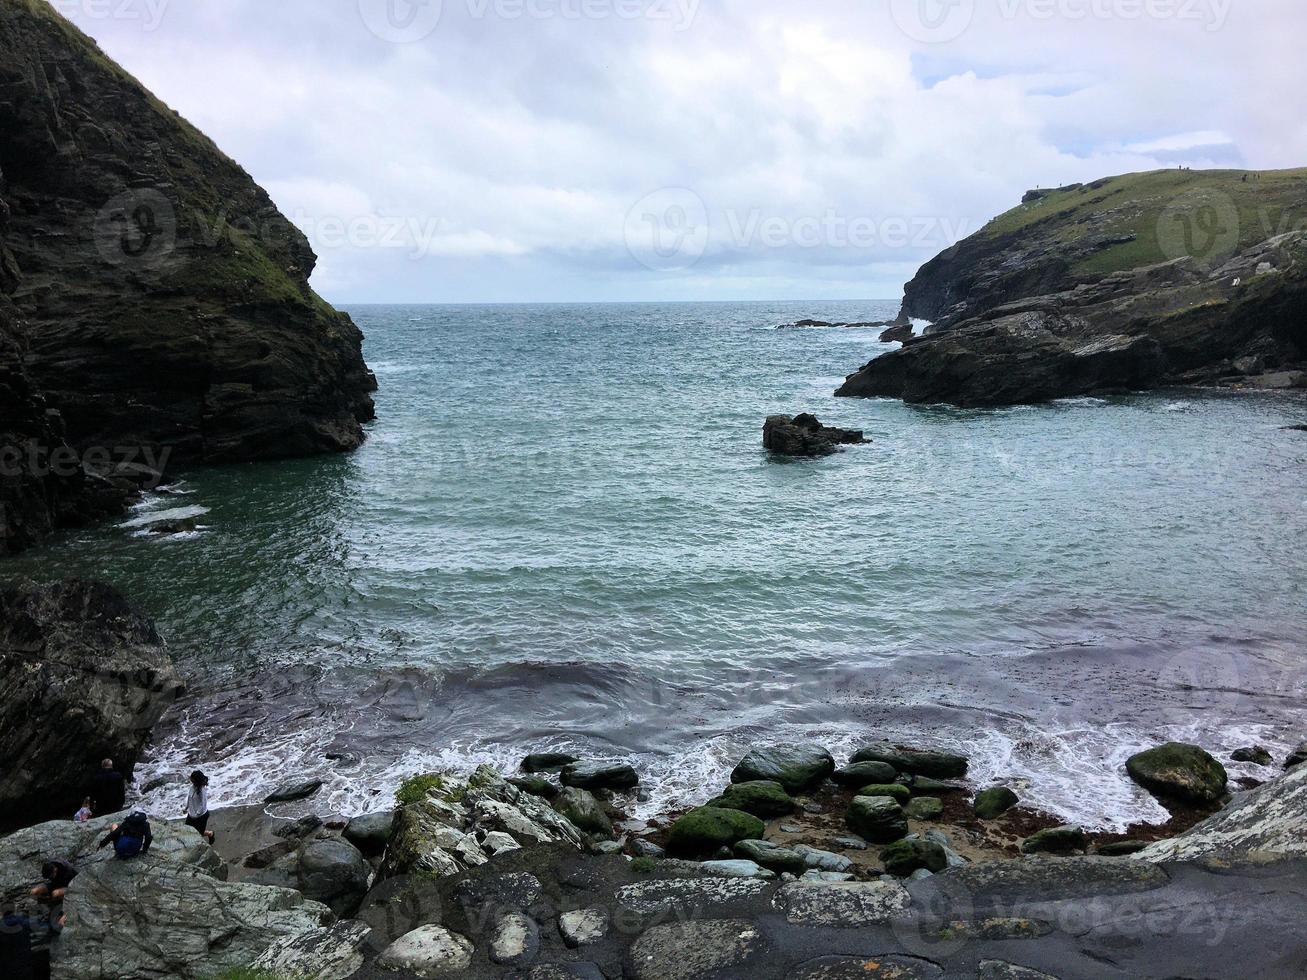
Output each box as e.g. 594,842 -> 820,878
184,770 -> 214,843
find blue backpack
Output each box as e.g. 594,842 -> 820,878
114,813 -> 149,859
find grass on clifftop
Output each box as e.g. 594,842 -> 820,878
980,167 -> 1307,280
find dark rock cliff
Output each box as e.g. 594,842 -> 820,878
840,168 -> 1307,406
0,0 -> 375,551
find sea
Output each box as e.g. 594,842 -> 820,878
8,300 -> 1307,831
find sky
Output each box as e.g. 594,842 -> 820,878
52,0 -> 1307,303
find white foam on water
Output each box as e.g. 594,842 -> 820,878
119,505 -> 210,530
1054,396 -> 1110,408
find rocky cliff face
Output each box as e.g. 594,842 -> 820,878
0,0 -> 375,550
839,169 -> 1307,406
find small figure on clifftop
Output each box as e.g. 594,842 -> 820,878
98,810 -> 152,859
185,770 -> 215,843
90,759 -> 126,816
73,798 -> 93,823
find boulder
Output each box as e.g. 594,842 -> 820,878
253,919 -> 372,980
879,322 -> 916,344
53,859 -> 336,979
791,844 -> 853,873
974,786 -> 1020,820
559,762 -> 639,791
510,775 -> 561,800
1021,825 -> 1088,855
375,925 -> 474,977
904,797 -> 944,821
489,910 -> 539,967
1286,742 -> 1307,769
733,839 -> 807,875
614,876 -> 770,917
290,838 -> 373,918
771,881 -> 911,927
342,810 -> 395,856
880,839 -> 948,877
1231,746 -> 1274,766
856,783 -> 911,805
1125,743 -> 1227,803
705,780 -> 795,817
626,920 -> 766,980
831,761 -> 898,787
763,414 -> 870,457
552,788 -> 613,838
666,807 -> 765,856
730,744 -> 835,794
699,859 -> 775,879
850,743 -> 968,779
0,580 -> 184,827
266,779 -> 325,804
558,908 -> 608,948
846,796 -> 908,844
522,753 -> 579,774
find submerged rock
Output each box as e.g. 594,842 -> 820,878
731,744 -> 835,794
706,780 -> 796,817
1126,742 -> 1227,804
762,414 -> 870,457
0,579 -> 183,827
666,807 -> 765,856
266,779 -> 325,804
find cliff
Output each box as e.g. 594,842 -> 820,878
838,168 -> 1307,406
0,0 -> 375,551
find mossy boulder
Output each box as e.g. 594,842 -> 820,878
880,839 -> 948,877
1230,746 -> 1273,767
509,775 -> 560,800
832,761 -> 898,787
845,796 -> 908,844
1021,825 -> 1088,855
730,744 -> 835,794
856,783 -> 911,805
666,807 -> 765,856
552,788 -> 613,838
706,780 -> 795,818
851,744 -> 968,779
974,786 -> 1020,820
904,797 -> 944,821
1125,743 -> 1227,804
734,839 -> 807,875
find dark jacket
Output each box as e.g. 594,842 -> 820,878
43,860 -> 77,891
90,769 -> 126,815
98,813 -> 152,857
0,911 -> 34,980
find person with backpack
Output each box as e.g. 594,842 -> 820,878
184,771 -> 215,843
97,811 -> 152,859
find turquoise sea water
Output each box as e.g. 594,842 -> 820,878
8,301 -> 1307,829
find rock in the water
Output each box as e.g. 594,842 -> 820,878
846,796 -> 908,844
552,787 -> 613,837
734,839 -> 808,875
0,0 -> 375,499
626,920 -> 766,980
266,779 -> 325,804
376,925 -> 474,977
1230,746 -> 1274,766
666,807 -> 765,856
763,414 -> 870,457
705,780 -> 795,817
558,908 -> 608,948
560,761 -> 639,791
343,811 -> 395,856
772,880 -> 911,927
730,744 -> 835,794
253,919 -> 372,980
857,783 -> 911,805
522,753 -> 579,773
0,580 -> 184,827
904,797 -> 944,821
831,761 -> 898,787
1126,742 -> 1227,803
880,839 -> 948,877
1021,825 -> 1088,855
1136,763 -> 1307,861
974,786 -> 1021,820
850,743 -> 968,779
489,911 -> 540,967
510,775 -> 561,800
880,322 -> 916,344
1286,742 -> 1307,769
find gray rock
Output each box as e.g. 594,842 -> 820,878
253,919 -> 372,980
850,743 -> 968,779
510,775 -> 561,800
791,844 -> 853,873
800,870 -> 854,882
614,876 -> 771,916
552,787 -> 613,837
558,908 -> 608,948
1231,746 -> 1274,767
880,839 -> 948,877
831,761 -> 898,787
343,810 -> 395,856
947,857 -> 1169,902
1125,742 -> 1227,803
631,839 -> 665,858
1021,825 -> 1088,855
375,925 -> 474,977
295,838 -> 372,917
589,840 -> 622,856
522,752 -> 579,773
700,859 -> 776,879
627,920 -> 766,980
560,762 -> 639,791
772,880 -> 911,927
734,839 -> 807,875
481,831 -> 522,856
904,797 -> 944,821
977,960 -> 1062,979
266,779 -> 325,803
908,868 -> 934,881
731,743 -> 835,794
453,872 -> 543,915
1286,742 -> 1307,769
833,836 -> 868,850
489,911 -> 539,966
846,795 -> 908,844
974,786 -> 1020,820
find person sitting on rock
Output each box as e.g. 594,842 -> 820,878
184,770 -> 215,843
97,810 -> 152,859
30,860 -> 77,903
90,758 -> 126,816
73,798 -> 93,823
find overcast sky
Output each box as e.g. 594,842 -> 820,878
55,0 -> 1306,303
